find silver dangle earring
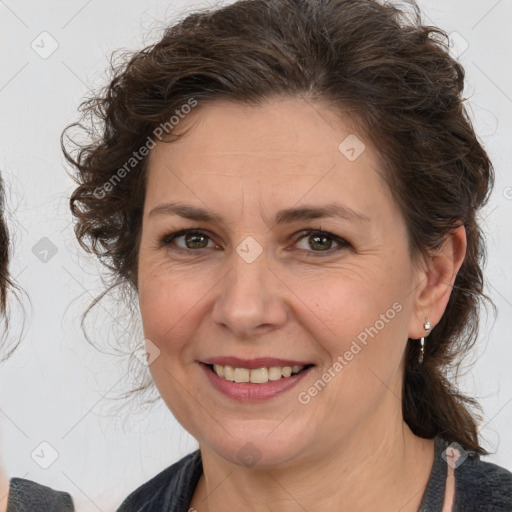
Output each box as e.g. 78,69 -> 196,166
419,318 -> 431,364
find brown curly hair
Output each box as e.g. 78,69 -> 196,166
62,0 -> 495,454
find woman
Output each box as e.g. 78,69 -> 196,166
0,176 -> 74,510
63,0 -> 512,510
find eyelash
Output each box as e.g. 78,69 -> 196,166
159,228 -> 351,257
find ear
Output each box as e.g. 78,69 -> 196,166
408,224 -> 467,339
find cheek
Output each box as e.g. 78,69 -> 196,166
292,270 -> 411,417
139,283 -> 197,357
137,256 -> 202,354
137,262 -> 209,432
288,260 -> 411,351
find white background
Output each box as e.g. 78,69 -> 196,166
0,1 -> 511,510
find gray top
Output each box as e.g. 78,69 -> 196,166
419,435 -> 512,511
7,478 -> 74,511
117,435 -> 512,511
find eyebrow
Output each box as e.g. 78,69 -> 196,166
148,201 -> 370,225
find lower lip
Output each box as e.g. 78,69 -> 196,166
200,363 -> 314,402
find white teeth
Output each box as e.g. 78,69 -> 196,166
224,365 -> 235,381
210,364 -> 306,384
234,368 -> 250,383
249,368 -> 268,384
268,367 -> 282,381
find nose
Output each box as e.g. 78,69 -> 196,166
211,247 -> 288,339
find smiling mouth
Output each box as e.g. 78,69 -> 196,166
204,363 -> 314,384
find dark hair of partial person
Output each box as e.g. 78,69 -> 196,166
0,173 -> 26,361
61,0 -> 495,455
0,172 -> 22,358
0,174 -> 11,317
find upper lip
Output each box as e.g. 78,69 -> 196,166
201,357 -> 314,369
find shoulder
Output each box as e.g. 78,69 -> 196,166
7,478 -> 74,511
116,450 -> 202,512
454,452 -> 512,512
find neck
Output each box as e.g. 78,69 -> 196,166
193,413 -> 434,512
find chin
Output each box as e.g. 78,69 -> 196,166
197,419 -> 316,470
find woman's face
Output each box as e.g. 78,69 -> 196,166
138,97 -> 424,468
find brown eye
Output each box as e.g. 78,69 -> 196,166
294,230 -> 349,254
308,233 -> 333,251
182,232 -> 210,249
161,230 -> 214,250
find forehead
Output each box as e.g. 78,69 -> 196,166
145,97 -> 394,217
155,97 -> 364,159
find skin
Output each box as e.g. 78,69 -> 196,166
0,459 -> 8,510
137,96 -> 466,511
